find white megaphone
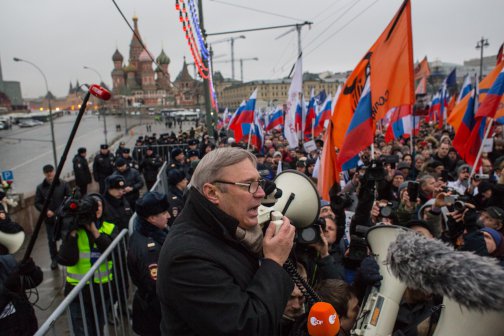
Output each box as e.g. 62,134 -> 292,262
0,230 -> 25,254
258,170 -> 320,229
352,225 -> 408,336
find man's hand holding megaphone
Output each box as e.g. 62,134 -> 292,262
263,215 -> 295,266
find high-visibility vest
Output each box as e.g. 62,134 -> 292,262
66,221 -> 115,285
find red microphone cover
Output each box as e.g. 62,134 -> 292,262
307,302 -> 340,336
89,84 -> 111,101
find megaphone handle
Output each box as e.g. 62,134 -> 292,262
281,193 -> 295,215
283,259 -> 322,305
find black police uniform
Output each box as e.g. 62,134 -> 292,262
112,167 -> 144,211
127,193 -> 169,336
93,148 -> 115,194
140,152 -> 163,191
73,153 -> 92,195
166,185 -> 185,227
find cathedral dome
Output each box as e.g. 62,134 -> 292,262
156,49 -> 170,65
112,49 -> 123,62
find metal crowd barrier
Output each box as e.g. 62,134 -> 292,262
132,143 -> 188,163
36,229 -> 130,336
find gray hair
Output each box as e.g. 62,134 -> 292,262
190,147 -> 257,192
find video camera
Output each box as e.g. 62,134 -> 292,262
54,192 -> 98,241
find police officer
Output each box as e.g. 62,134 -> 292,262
133,138 -> 145,163
166,169 -> 187,227
102,175 -> 132,232
185,139 -> 199,158
127,192 -> 170,336
73,147 -> 92,195
93,144 -> 115,194
140,146 -> 163,191
120,148 -> 140,171
112,158 -> 144,211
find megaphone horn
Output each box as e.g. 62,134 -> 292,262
0,230 -> 25,254
258,170 -> 320,229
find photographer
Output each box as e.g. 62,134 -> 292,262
57,194 -> 118,336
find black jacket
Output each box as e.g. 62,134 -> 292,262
166,185 -> 185,227
140,153 -> 163,183
102,192 -> 133,231
157,187 -> 294,336
112,167 -> 144,206
127,217 -> 168,335
73,154 -> 92,186
93,152 -> 115,182
35,178 -> 71,224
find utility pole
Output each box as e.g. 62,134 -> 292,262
198,0 -> 214,137
476,37 -> 489,81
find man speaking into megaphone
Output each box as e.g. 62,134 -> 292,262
157,148 -> 297,335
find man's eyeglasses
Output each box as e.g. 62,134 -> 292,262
213,179 -> 266,194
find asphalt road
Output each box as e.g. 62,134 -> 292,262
0,112 -> 154,195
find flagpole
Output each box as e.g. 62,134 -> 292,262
469,118 -> 494,180
247,123 -> 253,151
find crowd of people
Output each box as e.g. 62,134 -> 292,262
2,113 -> 504,335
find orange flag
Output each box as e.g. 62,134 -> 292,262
370,0 -> 415,121
414,56 -> 431,81
318,120 -> 339,201
448,93 -> 471,132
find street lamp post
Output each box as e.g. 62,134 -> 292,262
476,37 -> 490,81
83,65 -> 108,145
14,57 -> 58,167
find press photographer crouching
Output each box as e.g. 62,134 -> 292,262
56,194 -> 118,336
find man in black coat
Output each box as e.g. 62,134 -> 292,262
165,169 -> 187,227
112,159 -> 144,211
102,175 -> 133,232
140,146 -> 163,191
35,164 -> 71,270
73,147 -> 92,195
93,144 -> 115,194
127,192 -> 170,336
157,147 -> 296,335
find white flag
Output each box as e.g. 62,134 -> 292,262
284,56 -> 303,149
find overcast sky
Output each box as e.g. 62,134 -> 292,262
1,0 -> 502,98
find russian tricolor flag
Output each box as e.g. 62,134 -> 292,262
295,97 -> 303,133
229,89 -> 257,142
337,79 -> 374,171
266,107 -> 284,131
241,113 -> 264,149
228,101 -> 245,130
384,105 -> 415,142
304,90 -> 316,141
314,94 -> 332,137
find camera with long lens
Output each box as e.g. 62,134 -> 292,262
296,218 -> 327,245
363,159 -> 386,182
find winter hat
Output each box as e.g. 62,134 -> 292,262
115,158 -> 127,167
481,228 -> 503,247
167,169 -> 186,186
136,192 -> 170,218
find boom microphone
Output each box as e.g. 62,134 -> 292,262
387,230 -> 504,311
89,84 -> 111,101
307,302 -> 340,336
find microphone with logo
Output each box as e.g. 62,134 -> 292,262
307,302 -> 340,336
89,84 -> 112,101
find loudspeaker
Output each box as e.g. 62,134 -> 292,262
0,230 -> 25,254
352,225 -> 408,336
258,170 -> 320,229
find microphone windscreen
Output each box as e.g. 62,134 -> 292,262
307,302 -> 340,336
89,84 -> 112,101
387,230 -> 504,311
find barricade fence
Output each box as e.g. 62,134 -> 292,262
131,143 -> 188,163
36,229 -> 131,336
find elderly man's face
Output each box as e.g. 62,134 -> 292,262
480,212 -> 503,232
211,159 -> 266,230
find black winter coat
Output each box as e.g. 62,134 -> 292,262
112,167 -> 144,207
127,217 -> 168,335
93,152 -> 115,182
102,193 -> 133,231
140,154 -> 163,183
157,187 -> 294,336
73,154 -> 92,186
35,178 -> 71,224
